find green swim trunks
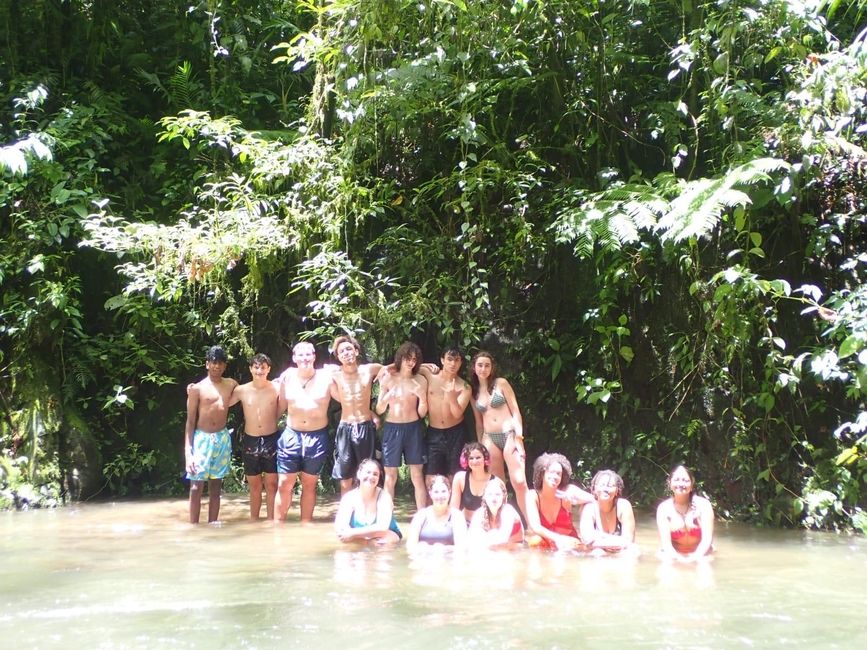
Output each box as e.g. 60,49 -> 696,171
187,428 -> 232,481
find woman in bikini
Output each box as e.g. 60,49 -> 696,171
469,351 -> 528,518
579,469 -> 637,555
468,476 -> 524,549
656,465 -> 714,562
525,453 -> 591,551
406,475 -> 467,551
450,443 -> 492,523
334,458 -> 401,545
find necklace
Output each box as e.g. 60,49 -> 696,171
300,373 -> 314,390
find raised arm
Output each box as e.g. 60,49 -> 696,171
375,376 -> 393,416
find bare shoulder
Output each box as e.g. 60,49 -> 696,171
278,367 -> 296,382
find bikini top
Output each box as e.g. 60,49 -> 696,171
476,383 -> 507,413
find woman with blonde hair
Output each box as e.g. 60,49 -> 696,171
468,477 -> 524,549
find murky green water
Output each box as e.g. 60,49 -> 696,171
1,495 -> 865,648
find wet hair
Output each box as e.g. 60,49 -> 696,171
331,335 -> 362,358
481,477 -> 508,531
394,341 -> 422,373
469,351 -> 499,400
427,475 -> 451,494
249,353 -> 271,367
205,346 -> 228,363
591,469 -> 624,498
440,346 -> 462,361
532,453 -> 573,491
459,442 -> 490,471
668,464 -> 696,506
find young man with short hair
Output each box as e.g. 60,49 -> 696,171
184,346 -> 237,524
232,353 -> 280,520
275,341 -> 334,523
329,335 -> 386,495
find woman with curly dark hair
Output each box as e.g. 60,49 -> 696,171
525,453 -> 593,551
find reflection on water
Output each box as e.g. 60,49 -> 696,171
1,495 -> 866,648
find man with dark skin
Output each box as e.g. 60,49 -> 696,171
184,346 -> 238,524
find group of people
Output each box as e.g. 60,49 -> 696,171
183,339 -> 714,562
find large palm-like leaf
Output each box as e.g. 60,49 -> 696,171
656,158 -> 790,242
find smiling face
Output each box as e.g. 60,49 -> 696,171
483,479 -> 507,513
592,471 -> 622,502
357,460 -> 381,487
669,466 -> 694,497
249,361 -> 271,380
428,477 -> 450,505
543,462 -> 564,490
292,342 -> 316,369
336,341 -> 358,365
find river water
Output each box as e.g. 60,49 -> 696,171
1,495 -> 865,649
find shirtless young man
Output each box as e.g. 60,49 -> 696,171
376,342 -> 429,511
184,346 -> 238,524
274,341 -> 335,523
231,353 -> 280,521
419,347 -> 471,483
329,335 -> 386,495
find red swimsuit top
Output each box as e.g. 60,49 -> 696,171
539,500 -> 578,538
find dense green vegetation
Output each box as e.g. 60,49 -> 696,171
2,0 -> 866,531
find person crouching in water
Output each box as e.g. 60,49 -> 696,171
334,459 -> 401,545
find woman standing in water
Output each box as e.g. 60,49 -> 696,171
468,477 -> 524,549
334,459 -> 401,545
579,469 -> 637,555
525,453 -> 591,551
469,351 -> 528,518
406,475 -> 467,550
656,465 -> 714,562
450,443 -> 492,523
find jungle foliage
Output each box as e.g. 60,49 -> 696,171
1,0 -> 866,531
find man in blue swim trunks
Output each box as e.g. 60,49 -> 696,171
419,346 -> 471,484
329,335 -> 387,495
274,341 -> 335,523
376,342 -> 428,512
184,346 -> 238,524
